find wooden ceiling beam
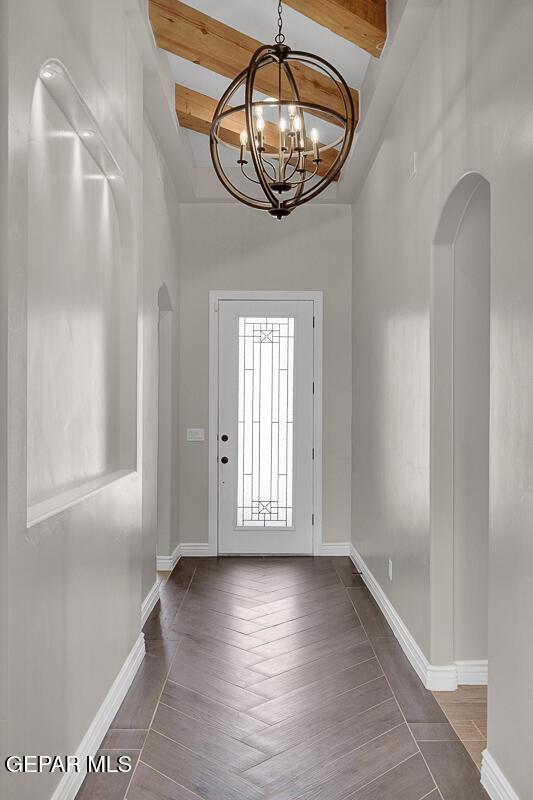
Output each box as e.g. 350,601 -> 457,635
175,85 -> 340,181
150,0 -> 359,127
283,0 -> 387,57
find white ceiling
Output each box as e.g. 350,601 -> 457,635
162,0 -> 371,166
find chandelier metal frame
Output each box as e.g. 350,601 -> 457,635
209,2 -> 356,220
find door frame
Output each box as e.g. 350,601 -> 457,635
208,290 -> 323,556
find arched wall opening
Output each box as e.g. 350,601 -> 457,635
430,173 -> 490,682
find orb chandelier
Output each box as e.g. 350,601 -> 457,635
209,1 -> 356,220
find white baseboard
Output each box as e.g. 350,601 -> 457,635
350,545 -> 458,691
156,543 -> 181,571
51,633 -> 145,800
455,659 -> 488,685
319,542 -> 351,556
481,750 -> 520,800
179,542 -> 211,556
141,581 -> 160,627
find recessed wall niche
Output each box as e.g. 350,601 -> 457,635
26,63 -> 137,523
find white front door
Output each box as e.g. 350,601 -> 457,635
217,299 -> 315,554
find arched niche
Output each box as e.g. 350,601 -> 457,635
158,283 -> 172,315
26,60 -> 138,525
430,172 -> 490,677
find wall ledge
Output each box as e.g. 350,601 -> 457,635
27,469 -> 134,528
50,633 -> 145,800
481,750 -> 521,800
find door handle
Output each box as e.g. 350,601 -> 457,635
221,456 -> 229,464
221,434 -> 229,442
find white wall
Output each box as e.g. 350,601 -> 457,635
351,1 -> 533,796
141,121 -> 181,598
0,0 -> 9,794
1,2 -> 180,798
453,179 -> 490,661
178,203 -> 352,546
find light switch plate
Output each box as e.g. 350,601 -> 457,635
187,428 -> 205,442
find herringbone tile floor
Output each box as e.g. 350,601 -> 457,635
76,557 -> 489,800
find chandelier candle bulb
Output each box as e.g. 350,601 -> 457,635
256,116 -> 265,151
288,104 -> 297,134
311,128 -> 320,163
279,117 -> 288,151
238,129 -> 248,164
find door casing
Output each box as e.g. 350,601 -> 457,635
208,290 -> 323,556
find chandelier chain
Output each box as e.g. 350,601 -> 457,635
275,0 -> 285,44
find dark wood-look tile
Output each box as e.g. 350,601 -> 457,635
166,558 -> 198,586
112,639 -> 177,730
419,741 -> 490,798
166,662 -> 267,712
76,751 -> 139,800
346,588 -> 393,636
265,724 -> 418,800
189,575 -> 271,601
161,681 -> 268,740
152,703 -> 268,771
188,585 -> 261,610
248,573 -> 340,604
127,761 -> 203,800
249,625 -> 368,677
342,753 -> 436,800
410,722 -> 459,741
173,606 -> 264,635
101,729 -> 148,750
249,640 -> 375,699
250,604 -> 356,643
180,591 -> 263,622
82,558 -> 486,800
171,616 -> 265,651
251,587 -> 350,627
244,698 -> 403,789
333,562 -> 366,588
170,640 -> 267,689
179,631 -> 265,667
245,677 -> 393,756
250,583 -> 348,620
142,609 -> 182,642
371,637 -> 447,723
141,731 -> 265,800
248,658 -> 383,725
250,614 -> 362,660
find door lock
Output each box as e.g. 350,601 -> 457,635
221,456 -> 229,464
221,434 -> 229,442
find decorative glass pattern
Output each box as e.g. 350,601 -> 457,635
237,317 -> 294,527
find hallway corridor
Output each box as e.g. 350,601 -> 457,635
78,558 -> 488,800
